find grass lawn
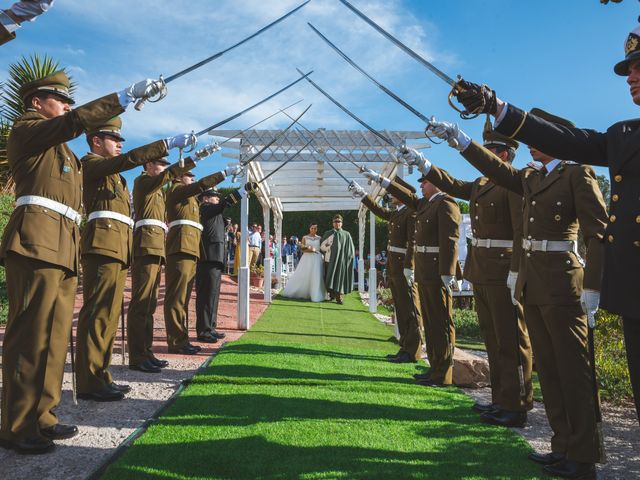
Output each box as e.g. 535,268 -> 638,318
102,293 -> 543,480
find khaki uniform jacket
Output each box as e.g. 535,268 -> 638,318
131,158 -> 196,260
462,141 -> 607,305
165,172 -> 224,258
425,164 -> 523,286
496,104 -> 637,317
0,93 -> 124,273
388,183 -> 461,285
81,140 -> 168,265
361,196 -> 416,277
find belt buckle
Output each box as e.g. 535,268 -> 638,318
471,237 -> 478,246
523,239 -> 532,251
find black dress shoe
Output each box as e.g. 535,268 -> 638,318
413,372 -> 431,380
528,451 -> 566,465
40,424 -> 79,440
0,436 -> 55,454
336,297 -> 344,305
168,344 -> 200,355
416,379 -> 447,387
78,385 -> 125,402
211,331 -> 226,339
386,351 -> 402,360
129,359 -> 162,373
197,334 -> 219,344
472,402 -> 498,414
109,382 -> 131,393
388,352 -> 417,363
149,356 -> 169,368
542,459 -> 595,479
480,409 -> 527,428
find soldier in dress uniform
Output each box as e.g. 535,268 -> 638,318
399,126 -> 533,428
453,27 -> 640,426
427,112 -> 607,479
0,70 -> 162,454
163,165 -> 244,354
357,169 -> 462,386
76,118 -> 194,401
196,184 -> 256,342
358,176 -> 422,363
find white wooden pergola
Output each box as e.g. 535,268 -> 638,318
210,128 -> 428,329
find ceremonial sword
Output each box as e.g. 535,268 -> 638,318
135,0 -> 311,110
295,68 -> 399,150
337,0 -> 476,118
176,71 -> 312,166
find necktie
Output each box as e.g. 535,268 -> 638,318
539,165 -> 548,176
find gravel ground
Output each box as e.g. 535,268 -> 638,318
362,292 -> 640,480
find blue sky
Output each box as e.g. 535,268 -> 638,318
1,0 -> 637,191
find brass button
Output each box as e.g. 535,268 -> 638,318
526,252 -> 531,257
490,202 -> 494,206
475,216 -> 479,220
557,201 -> 562,206
636,215 -> 640,224
529,217 -> 534,222
531,201 -> 536,206
614,174 -> 622,183
634,241 -> 640,248
555,215 -> 561,221
566,260 -> 571,265
610,215 -> 617,223
527,235 -> 532,239
608,234 -> 614,243
612,194 -> 619,202
475,203 -> 479,207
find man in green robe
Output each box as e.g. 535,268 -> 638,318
320,214 -> 355,304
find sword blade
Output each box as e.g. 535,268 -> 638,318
338,0 -> 457,87
218,99 -> 303,147
295,68 -> 396,148
308,23 -> 431,125
241,103 -> 312,166
196,71 -> 312,137
165,0 -> 311,83
258,138 -> 314,184
325,160 -> 352,185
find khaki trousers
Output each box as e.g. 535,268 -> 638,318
127,254 -> 162,365
524,302 -> 600,463
248,246 -> 261,267
76,255 -> 128,393
389,275 -> 422,360
417,282 -> 455,384
1,253 -> 76,441
474,284 -> 533,412
164,253 -> 197,350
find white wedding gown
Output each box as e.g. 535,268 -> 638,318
282,235 -> 327,302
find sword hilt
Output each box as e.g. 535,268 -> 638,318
448,75 -> 481,120
134,75 -> 168,111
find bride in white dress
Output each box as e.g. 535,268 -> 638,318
282,224 -> 327,302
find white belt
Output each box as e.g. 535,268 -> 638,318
168,219 -> 203,231
471,237 -> 513,249
134,219 -> 168,232
416,245 -> 439,253
388,246 -> 407,254
522,239 -> 576,253
88,210 -> 134,228
16,195 -> 82,226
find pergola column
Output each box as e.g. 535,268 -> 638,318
274,215 -> 283,288
263,204 -> 272,303
358,211 -> 365,293
368,210 -> 377,313
237,145 -> 251,330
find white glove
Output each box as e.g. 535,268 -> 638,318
426,116 -> 471,152
580,289 -> 600,329
348,180 -> 366,198
361,167 -> 390,187
400,148 -> 431,175
224,164 -> 244,178
506,271 -> 519,306
441,275 -> 459,293
118,78 -> 164,107
193,142 -> 220,161
403,268 -> 414,285
166,133 -> 197,150
9,1 -> 54,21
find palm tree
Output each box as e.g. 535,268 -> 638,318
0,54 -> 75,193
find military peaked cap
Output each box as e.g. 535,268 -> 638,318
332,214 -> 343,221
614,26 -> 640,75
483,121 -> 518,150
199,187 -> 220,199
19,70 -> 75,104
86,117 -> 125,141
530,108 -> 575,128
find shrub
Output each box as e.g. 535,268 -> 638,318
0,194 -> 12,324
453,308 -> 482,339
594,310 -> 632,403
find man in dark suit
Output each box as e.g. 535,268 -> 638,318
454,26 -> 640,426
196,185 -> 255,342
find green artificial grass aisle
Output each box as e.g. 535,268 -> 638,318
103,293 -> 542,480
